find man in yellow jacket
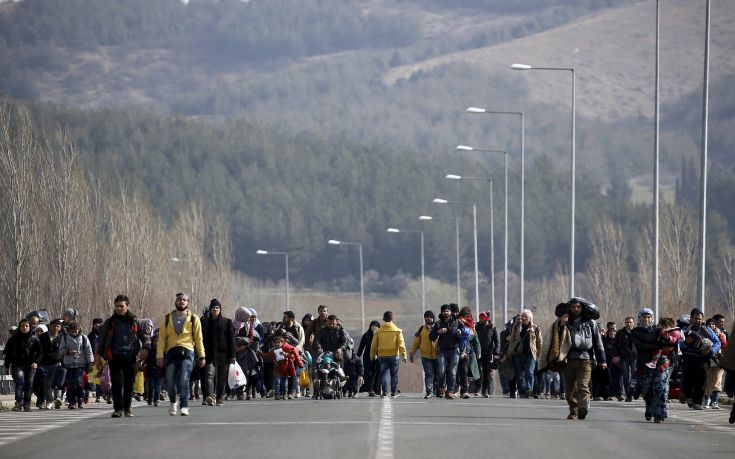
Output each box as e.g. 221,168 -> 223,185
409,310 -> 439,399
156,292 -> 206,416
370,311 -> 407,398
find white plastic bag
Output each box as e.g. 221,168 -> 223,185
228,361 -> 247,389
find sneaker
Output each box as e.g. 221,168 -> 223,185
205,395 -> 214,406
692,404 -> 703,410
95,396 -> 101,403
391,393 -> 400,398
617,396 -> 624,402
106,396 -> 112,405
154,401 -> 159,407
567,413 -> 577,420
77,401 -> 84,409
111,411 -> 123,418
180,407 -> 189,416
53,398 -> 62,409
11,402 -> 22,412
380,393 -> 387,398
147,400 -> 153,406
578,408 -> 588,420
625,396 -> 632,402
424,393 -> 432,399
169,401 -> 178,416
237,394 -> 245,401
267,390 -> 275,398
215,398 -> 223,406
653,417 -> 663,423
246,394 -> 251,401
461,393 -> 470,399
710,402 -> 720,410
287,395 -> 293,400
124,411 -> 134,417
446,392 -> 456,400
22,404 -> 31,412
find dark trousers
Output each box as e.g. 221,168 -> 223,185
205,363 -> 229,399
479,356 -> 495,395
457,357 -> 470,395
681,358 -> 708,405
110,354 -> 138,412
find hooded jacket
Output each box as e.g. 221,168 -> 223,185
370,322 -> 407,360
429,315 -> 462,350
3,331 -> 42,368
201,313 -> 236,365
410,324 -> 438,360
58,332 -> 94,369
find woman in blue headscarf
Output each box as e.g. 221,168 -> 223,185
630,308 -> 679,423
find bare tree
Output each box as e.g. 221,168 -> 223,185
585,217 -> 633,320
659,204 -> 698,317
714,240 -> 735,319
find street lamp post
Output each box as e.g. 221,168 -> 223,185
455,146 -> 509,319
419,215 -> 461,305
256,250 -> 290,310
512,63 -> 576,297
466,107 -> 525,309
328,240 -> 365,331
446,174 -> 498,323
387,228 -> 426,313
433,198 -> 479,319
697,0 -> 712,314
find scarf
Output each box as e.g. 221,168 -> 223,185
459,315 -> 475,332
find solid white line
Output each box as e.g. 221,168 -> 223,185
375,397 -> 394,459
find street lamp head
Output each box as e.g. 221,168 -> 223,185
433,198 -> 448,204
419,215 -> 433,221
511,63 -> 532,70
328,240 -> 341,245
445,174 -> 462,180
171,257 -> 181,262
456,145 -> 474,151
466,107 -> 486,113
386,228 -> 400,233
256,250 -> 268,255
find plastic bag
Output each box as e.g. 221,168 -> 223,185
100,365 -> 112,394
227,361 -> 247,389
299,368 -> 311,388
134,371 -> 145,394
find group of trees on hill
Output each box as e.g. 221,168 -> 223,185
5,101 -> 731,323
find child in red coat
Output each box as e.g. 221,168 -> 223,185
261,334 -> 302,400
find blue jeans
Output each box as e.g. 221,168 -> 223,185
620,358 -> 637,397
437,348 -> 460,393
274,376 -> 288,398
12,366 -> 35,404
513,354 -> 536,394
378,356 -> 399,395
421,357 -> 439,395
166,351 -> 194,408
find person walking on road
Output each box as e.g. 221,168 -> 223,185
96,295 -> 152,418
507,309 -> 542,399
3,318 -> 42,411
476,311 -> 500,398
430,304 -> 463,399
409,310 -> 439,399
201,298 -> 236,407
556,298 -> 606,420
613,316 -> 638,402
680,308 -> 720,410
58,321 -> 94,409
370,311 -> 407,397
156,292 -> 206,416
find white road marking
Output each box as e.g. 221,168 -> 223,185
375,397 -> 394,459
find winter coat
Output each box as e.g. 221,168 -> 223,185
429,315 -> 461,350
305,317 -> 329,355
508,322 -> 543,360
155,309 -> 205,360
277,321 -> 305,349
613,327 -> 637,360
475,322 -> 500,361
370,322 -> 407,360
564,316 -> 606,363
262,342 -> 302,377
410,324 -> 438,360
681,324 -> 720,363
58,332 -> 94,369
97,312 -> 152,362
316,325 -> 347,355
719,321 -> 735,371
39,332 -> 62,366
201,314 -> 236,365
3,331 -> 42,368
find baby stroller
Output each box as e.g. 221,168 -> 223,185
313,352 -> 345,400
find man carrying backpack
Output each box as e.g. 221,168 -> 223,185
409,310 -> 439,399
96,295 -> 151,418
681,308 -> 721,410
156,292 -> 206,416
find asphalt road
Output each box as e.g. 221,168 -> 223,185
1,395 -> 733,459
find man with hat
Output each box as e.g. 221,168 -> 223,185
156,292 -> 205,416
201,298 -> 235,407
409,310 -> 439,399
429,304 -> 463,399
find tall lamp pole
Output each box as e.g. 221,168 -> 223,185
387,228 -> 426,313
697,0 -> 712,314
256,250 -> 290,310
466,107 -> 525,309
434,198 -> 480,318
456,146 -> 509,318
512,63 -> 576,297
328,240 -> 365,331
420,215 -> 461,305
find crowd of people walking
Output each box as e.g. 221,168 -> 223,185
3,294 -> 734,426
